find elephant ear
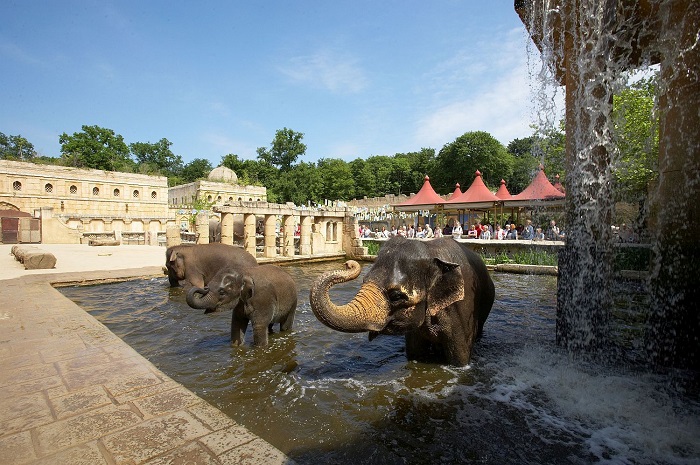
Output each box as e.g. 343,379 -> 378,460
241,275 -> 255,301
426,258 -> 464,317
168,251 -> 177,262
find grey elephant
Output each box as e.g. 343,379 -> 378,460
309,236 -> 494,366
186,264 -> 298,347
165,243 -> 257,288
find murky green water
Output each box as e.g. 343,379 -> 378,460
60,262 -> 700,464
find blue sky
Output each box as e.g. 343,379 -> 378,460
1,1 -> 560,165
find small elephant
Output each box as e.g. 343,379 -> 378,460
165,243 -> 258,288
309,236 -> 495,366
186,264 -> 298,347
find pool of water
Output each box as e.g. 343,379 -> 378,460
60,262 -> 700,465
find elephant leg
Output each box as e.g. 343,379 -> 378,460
231,316 -> 248,346
279,312 -> 295,332
251,322 -> 269,347
444,306 -> 477,366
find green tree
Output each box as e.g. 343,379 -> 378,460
507,136 -> 543,194
256,127 -> 306,172
130,138 -> 183,181
535,122 -> 566,182
433,131 -> 514,192
318,158 -> 355,201
275,162 -> 324,204
59,125 -> 133,171
394,148 -> 436,195
180,158 -> 213,183
612,76 -> 658,203
0,132 -> 38,160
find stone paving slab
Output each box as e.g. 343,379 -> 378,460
0,244 -> 296,464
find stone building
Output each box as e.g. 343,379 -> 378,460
0,160 -> 270,244
168,166 -> 267,231
0,159 -> 172,243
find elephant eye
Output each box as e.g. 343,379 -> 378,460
388,288 -> 408,305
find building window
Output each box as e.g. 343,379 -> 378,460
114,188 -> 120,197
217,196 -> 222,202
238,197 -> 242,201
151,191 -> 157,199
93,187 -> 100,196
207,195 -> 212,202
13,181 -> 22,191
132,190 -> 139,198
70,185 -> 77,194
45,183 -> 53,193
229,197 -> 233,201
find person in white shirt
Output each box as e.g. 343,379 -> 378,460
452,222 -> 463,239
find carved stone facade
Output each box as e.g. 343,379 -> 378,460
0,160 -> 172,242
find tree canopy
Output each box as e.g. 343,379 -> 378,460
256,128 -> 306,172
612,76 -> 658,203
59,125 -> 133,172
0,132 -> 37,160
432,131 -> 514,192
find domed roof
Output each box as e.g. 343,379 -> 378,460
207,166 -> 238,184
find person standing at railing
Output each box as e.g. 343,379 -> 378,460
522,220 -> 534,240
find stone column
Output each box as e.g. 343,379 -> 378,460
195,212 -> 209,244
243,213 -> 257,257
646,0 -> 700,370
299,215 -> 312,255
166,226 -> 181,247
220,212 -> 234,246
263,215 -> 277,258
282,215 -> 295,257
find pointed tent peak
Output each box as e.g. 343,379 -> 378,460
447,168 -> 499,204
455,182 -> 461,188
509,165 -> 565,201
538,163 -> 545,171
495,178 -> 511,200
449,183 -> 463,200
393,173 -> 445,208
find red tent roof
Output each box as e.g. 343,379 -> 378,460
509,165 -> 565,201
447,170 -> 499,205
449,183 -> 462,200
495,179 -> 511,199
393,175 -> 445,209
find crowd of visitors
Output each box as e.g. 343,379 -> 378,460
360,219 -> 566,241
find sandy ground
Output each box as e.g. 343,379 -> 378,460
0,243 -> 167,281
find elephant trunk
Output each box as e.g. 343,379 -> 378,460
309,260 -> 390,333
186,286 -> 218,310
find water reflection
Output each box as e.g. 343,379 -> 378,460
60,262 -> 699,465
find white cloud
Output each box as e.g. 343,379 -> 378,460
413,28 -> 564,148
279,49 -> 368,94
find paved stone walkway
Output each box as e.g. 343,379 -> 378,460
0,244 -> 295,464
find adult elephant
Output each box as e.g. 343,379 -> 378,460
309,236 -> 494,366
165,243 -> 257,288
186,264 -> 297,347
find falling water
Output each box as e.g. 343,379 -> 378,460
518,0 -> 700,371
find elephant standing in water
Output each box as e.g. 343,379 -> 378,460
187,264 -> 297,347
165,243 -> 258,289
310,237 -> 494,366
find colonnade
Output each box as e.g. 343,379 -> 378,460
169,201 -> 350,260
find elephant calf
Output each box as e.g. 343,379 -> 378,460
310,236 -> 495,366
187,264 -> 298,347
